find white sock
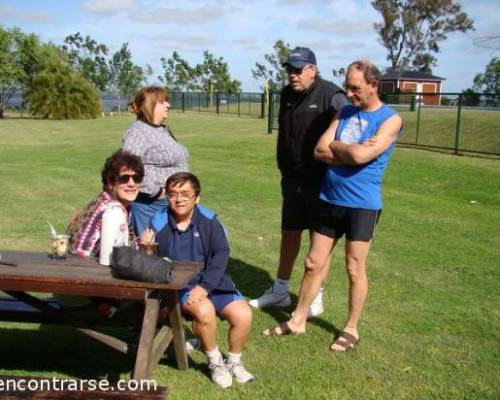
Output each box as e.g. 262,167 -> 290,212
206,347 -> 223,364
227,352 -> 242,364
273,278 -> 289,295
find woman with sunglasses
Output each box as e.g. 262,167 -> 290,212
123,86 -> 189,236
67,149 -> 144,266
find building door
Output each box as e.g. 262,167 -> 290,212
422,83 -> 437,105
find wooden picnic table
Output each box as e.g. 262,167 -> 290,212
0,250 -> 202,381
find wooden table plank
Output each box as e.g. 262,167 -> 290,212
0,251 -> 201,293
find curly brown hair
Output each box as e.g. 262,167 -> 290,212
101,149 -> 144,191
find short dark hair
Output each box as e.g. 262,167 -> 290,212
165,172 -> 201,196
101,149 -> 144,191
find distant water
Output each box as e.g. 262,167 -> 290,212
6,93 -> 131,111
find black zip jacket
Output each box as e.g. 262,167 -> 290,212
277,78 -> 346,179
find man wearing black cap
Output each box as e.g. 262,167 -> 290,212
249,47 -> 348,315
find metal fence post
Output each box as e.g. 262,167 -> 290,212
181,92 -> 185,112
454,94 -> 462,154
216,92 -> 220,114
237,93 -> 241,117
415,94 -> 421,144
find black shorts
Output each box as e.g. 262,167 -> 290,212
313,200 -> 381,241
281,176 -> 322,231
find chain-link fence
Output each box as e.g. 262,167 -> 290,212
169,92 -> 266,118
267,92 -> 500,156
3,91 -> 268,119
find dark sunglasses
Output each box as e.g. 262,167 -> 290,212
285,64 -> 311,75
117,174 -> 143,184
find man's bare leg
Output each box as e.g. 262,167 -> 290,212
263,232 -> 335,335
331,240 -> 371,352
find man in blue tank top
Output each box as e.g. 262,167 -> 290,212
263,60 -> 402,354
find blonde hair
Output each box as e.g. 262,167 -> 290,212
347,60 -> 381,84
132,86 -> 168,123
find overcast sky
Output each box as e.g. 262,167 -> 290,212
1,0 -> 498,92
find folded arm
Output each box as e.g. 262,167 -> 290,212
313,115 -> 341,165
316,114 -> 402,166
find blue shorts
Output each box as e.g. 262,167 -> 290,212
180,288 -> 244,315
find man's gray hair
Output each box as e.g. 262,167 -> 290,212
347,60 -> 381,83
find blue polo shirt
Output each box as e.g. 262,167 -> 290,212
163,212 -> 205,264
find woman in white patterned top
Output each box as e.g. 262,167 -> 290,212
123,86 -> 189,235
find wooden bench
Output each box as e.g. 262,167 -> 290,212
0,250 -> 202,381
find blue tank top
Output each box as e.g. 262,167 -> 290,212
320,104 -> 400,210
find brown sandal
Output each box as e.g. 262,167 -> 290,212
330,331 -> 359,352
263,322 -> 301,336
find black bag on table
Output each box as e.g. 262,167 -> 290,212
111,246 -> 174,283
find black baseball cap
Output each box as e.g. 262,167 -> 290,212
282,47 -> 317,69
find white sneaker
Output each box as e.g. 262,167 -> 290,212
225,359 -> 255,383
248,287 -> 291,309
185,337 -> 201,353
209,359 -> 233,389
309,301 -> 324,317
291,291 -> 324,319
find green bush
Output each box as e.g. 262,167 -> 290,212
25,47 -> 100,119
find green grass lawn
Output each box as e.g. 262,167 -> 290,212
395,107 -> 500,154
0,112 -> 499,399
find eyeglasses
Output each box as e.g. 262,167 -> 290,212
285,65 -> 311,75
117,174 -> 143,184
166,191 -> 196,201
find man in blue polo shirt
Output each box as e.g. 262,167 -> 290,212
143,172 -> 254,389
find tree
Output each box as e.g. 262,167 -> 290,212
193,51 -> 241,93
109,43 -> 144,112
25,44 -> 100,119
461,88 -> 480,107
251,39 -> 292,91
472,57 -> 500,107
411,52 -> 437,73
60,32 -> 110,91
0,26 -> 100,119
0,27 -> 24,116
159,50 -> 241,93
142,64 -> 154,85
473,57 -> 500,94
159,51 -> 197,91
372,0 -> 474,71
